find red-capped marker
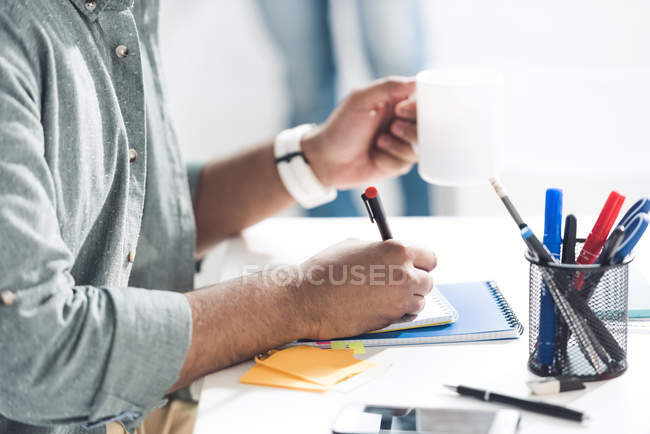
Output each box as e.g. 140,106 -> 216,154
575,191 -> 625,289
361,186 -> 392,240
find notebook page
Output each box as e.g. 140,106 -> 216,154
369,286 -> 458,333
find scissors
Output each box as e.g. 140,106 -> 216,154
617,197 -> 650,228
613,212 -> 649,264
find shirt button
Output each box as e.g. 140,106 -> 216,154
115,45 -> 129,59
0,290 -> 15,306
84,0 -> 97,11
128,149 -> 138,163
128,250 -> 136,263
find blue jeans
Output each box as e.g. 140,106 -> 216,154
258,0 -> 431,217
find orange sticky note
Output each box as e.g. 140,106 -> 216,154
240,364 -> 329,392
239,345 -> 375,392
255,346 -> 372,387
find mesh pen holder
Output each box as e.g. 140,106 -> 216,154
527,243 -> 630,381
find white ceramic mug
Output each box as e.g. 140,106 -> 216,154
416,69 -> 504,186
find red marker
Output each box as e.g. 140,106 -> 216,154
575,191 -> 625,289
361,186 -> 392,240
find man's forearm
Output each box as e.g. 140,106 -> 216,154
171,235 -> 437,392
170,271 -> 312,392
193,142 -> 294,256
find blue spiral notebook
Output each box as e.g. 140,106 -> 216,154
299,281 -> 523,349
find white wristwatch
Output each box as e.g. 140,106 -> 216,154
274,124 -> 337,209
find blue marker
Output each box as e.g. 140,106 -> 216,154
539,188 -> 563,368
612,213 -> 649,264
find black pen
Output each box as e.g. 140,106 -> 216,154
362,186 -> 392,240
444,384 -> 588,422
557,214 -> 577,367
562,214 -> 577,265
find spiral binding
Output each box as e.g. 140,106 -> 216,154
487,281 -> 524,335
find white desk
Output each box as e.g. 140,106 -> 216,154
193,217 -> 650,434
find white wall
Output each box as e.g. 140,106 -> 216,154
159,1 -> 287,162
159,0 -> 650,221
424,0 -> 650,220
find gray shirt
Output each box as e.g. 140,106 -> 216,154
0,0 -> 199,432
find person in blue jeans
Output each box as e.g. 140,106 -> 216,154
257,0 -> 432,217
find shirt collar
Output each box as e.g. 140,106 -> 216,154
68,0 -> 134,21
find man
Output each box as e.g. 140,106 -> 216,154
0,1 -> 435,433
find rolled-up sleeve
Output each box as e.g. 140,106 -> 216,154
0,20 -> 192,429
186,162 -> 204,205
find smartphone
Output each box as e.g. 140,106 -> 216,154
332,404 -> 520,434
